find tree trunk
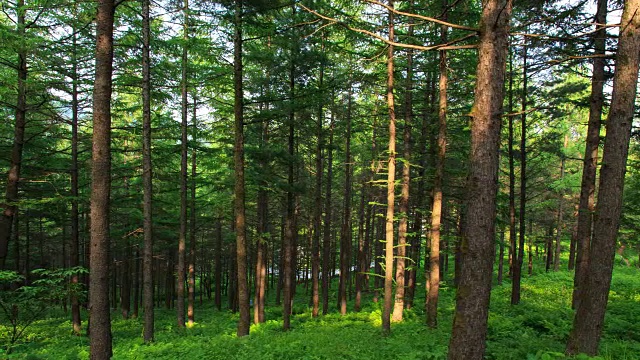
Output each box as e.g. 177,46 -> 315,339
511,37 -> 527,305
70,6 -> 82,334
338,84 -> 353,316
188,100 -> 197,326
507,48 -> 516,281
176,0 -> 189,329
283,9 -> 299,328
89,0 -> 115,357
572,0 -> 607,310
254,114 -> 269,323
554,135 -> 567,271
233,0 -> 250,337
427,7 -> 448,327
382,0 -> 396,334
214,219 -> 222,310
406,73 -> 434,308
392,8 -> 414,322
447,0 -> 511,357
566,0 -> 640,354
497,231 -> 505,285
311,38 -> 325,317
0,0 -> 27,264
321,113 -> 334,315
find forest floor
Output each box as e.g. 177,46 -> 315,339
2,256 -> 640,359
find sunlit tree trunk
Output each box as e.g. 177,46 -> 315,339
511,37 -> 527,305
573,0 -> 607,310
566,0 -> 640,354
382,0 -> 396,335
448,0 -> 511,357
427,3 -> 448,327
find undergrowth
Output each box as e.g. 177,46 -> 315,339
2,263 -> 639,359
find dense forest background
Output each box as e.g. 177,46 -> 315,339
1,0 -> 640,358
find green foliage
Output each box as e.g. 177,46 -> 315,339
3,264 -> 639,359
0,268 -> 87,354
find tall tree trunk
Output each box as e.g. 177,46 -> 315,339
507,48 -> 516,281
566,0 -> 640,354
188,100 -> 197,326
321,112 -> 335,315
554,135 -> 567,271
70,6 -> 82,334
254,113 -> 269,324
233,0 -> 250,337
89,0 -> 115,357
406,73 -> 434,308
392,6 -> 414,322
572,0 -> 607,310
427,5 -> 448,327
338,84 -> 353,316
0,0 -> 27,264
283,8 -> 298,328
511,37 -> 527,305
176,0 -> 189,329
133,247 -> 140,318
311,38 -> 325,317
447,0 -> 511,358
214,219 -> 222,310
382,0 -> 396,334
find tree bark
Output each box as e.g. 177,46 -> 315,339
234,0 -> 250,337
70,5 -> 82,334
214,219 -> 222,310
338,84 -> 353,316
311,38 -> 325,317
0,0 -> 27,264
321,112 -> 334,315
89,0 -> 115,358
447,0 -> 511,357
511,37 -> 527,305
572,0 -> 607,310
382,0 -> 396,335
554,135 -> 567,271
392,5 -> 414,322
176,0 -> 189,329
188,99 -> 197,326
427,5 -> 448,327
566,0 -> 640,354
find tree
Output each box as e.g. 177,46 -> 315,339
382,0 -> 396,335
89,0 -> 116,358
566,0 -> 640,354
0,0 -> 27,265
176,0 -> 190,329
572,0 -> 607,309
142,0 -> 154,343
448,0 -> 512,358
234,0 -> 250,337
426,0 -> 448,327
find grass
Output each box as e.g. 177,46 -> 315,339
2,258 -> 639,360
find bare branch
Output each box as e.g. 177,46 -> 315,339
298,4 -> 477,52
363,0 -> 478,32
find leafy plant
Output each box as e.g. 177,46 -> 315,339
0,267 -> 87,354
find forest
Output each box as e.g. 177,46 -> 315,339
1,0 -> 640,358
